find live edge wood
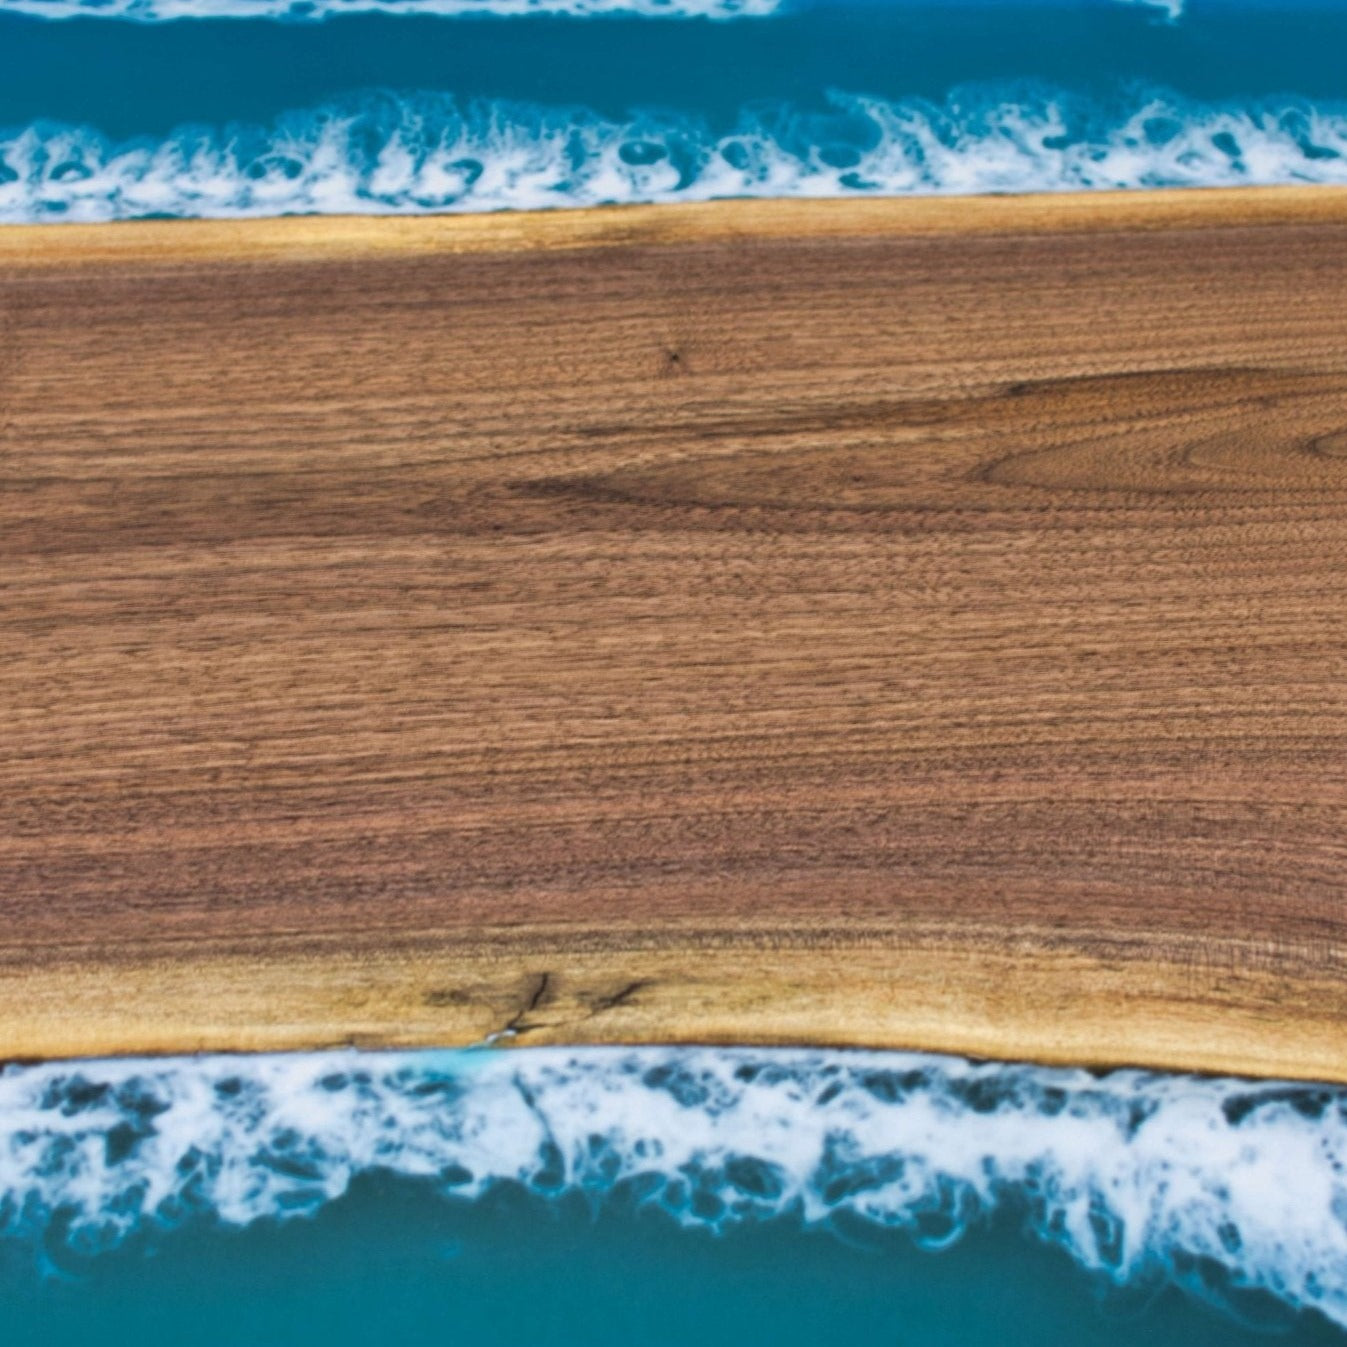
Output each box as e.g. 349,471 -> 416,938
2,188 -> 1346,1079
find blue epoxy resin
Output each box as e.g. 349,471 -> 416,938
1,1047 -> 1345,1343
5,0 -> 1347,219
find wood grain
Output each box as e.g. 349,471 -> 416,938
2,190 -> 1346,1078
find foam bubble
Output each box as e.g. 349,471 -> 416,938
0,1046 -> 1343,1328
3,90 -> 1347,224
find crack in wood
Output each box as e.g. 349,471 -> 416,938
586,980 -> 652,1016
499,971 -> 552,1040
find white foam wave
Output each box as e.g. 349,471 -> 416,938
0,1046 -> 1344,1327
3,91 -> 1345,223
1117,0 -> 1183,19
0,0 -> 1185,21
0,0 -> 782,19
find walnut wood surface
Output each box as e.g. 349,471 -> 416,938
2,192 -> 1346,1077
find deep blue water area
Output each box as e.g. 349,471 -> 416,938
7,2 -> 1347,139
6,1176 -> 1345,1347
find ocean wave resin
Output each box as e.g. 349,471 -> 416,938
1,1047 -> 1345,1345
4,0 -> 1347,220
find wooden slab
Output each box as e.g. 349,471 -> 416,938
2,190 -> 1346,1078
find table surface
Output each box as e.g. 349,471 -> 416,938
2,191 -> 1345,1078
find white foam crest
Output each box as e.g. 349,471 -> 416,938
0,0 -> 782,18
1115,0 -> 1183,19
0,0 -> 1189,20
4,91 -> 1347,224
0,1046 -> 1343,1327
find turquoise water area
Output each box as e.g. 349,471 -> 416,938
1,1048 -> 1345,1344
6,0 -> 1347,217
8,1176 -> 1346,1347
